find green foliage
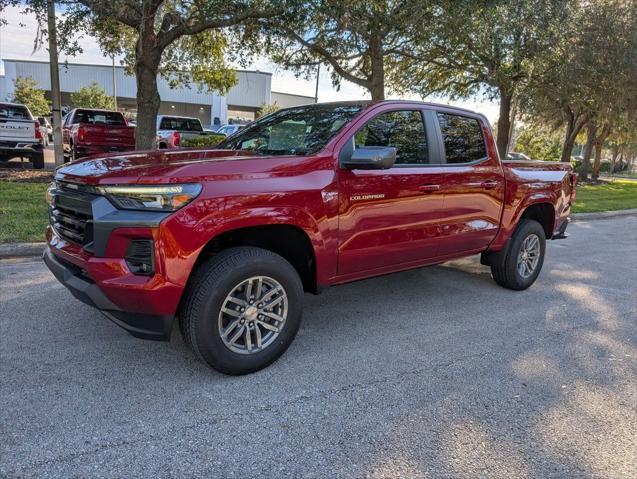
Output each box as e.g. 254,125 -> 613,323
70,81 -> 115,109
0,182 -> 48,243
263,1 -> 436,100
11,77 -> 50,117
257,102 -> 280,117
180,134 -> 226,147
573,180 -> 637,213
514,125 -> 563,162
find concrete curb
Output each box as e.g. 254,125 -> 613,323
0,242 -> 46,259
571,208 -> 637,222
1,210 -> 636,259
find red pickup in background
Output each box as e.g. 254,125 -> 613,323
62,108 -> 136,162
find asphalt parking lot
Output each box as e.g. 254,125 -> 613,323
1,216 -> 636,478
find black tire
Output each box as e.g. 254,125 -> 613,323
491,219 -> 546,290
31,151 -> 45,170
180,247 -> 304,375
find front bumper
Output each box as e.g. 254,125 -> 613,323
44,245 -> 174,340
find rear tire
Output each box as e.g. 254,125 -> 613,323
31,151 -> 44,170
180,247 -> 304,375
491,219 -> 546,290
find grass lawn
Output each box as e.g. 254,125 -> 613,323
0,182 -> 48,243
0,178 -> 636,244
573,179 -> 637,213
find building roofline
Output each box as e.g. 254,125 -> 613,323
271,91 -> 316,100
1,58 -> 273,76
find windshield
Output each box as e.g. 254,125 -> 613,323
217,103 -> 366,156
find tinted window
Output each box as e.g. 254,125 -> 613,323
437,113 -> 486,164
74,109 -> 126,126
355,110 -> 428,165
217,104 -> 364,156
159,117 -> 203,132
0,104 -> 31,120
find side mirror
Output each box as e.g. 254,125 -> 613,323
342,146 -> 397,170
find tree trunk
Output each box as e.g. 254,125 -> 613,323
496,88 -> 512,160
135,58 -> 161,150
368,33 -> 385,101
592,141 -> 604,180
591,125 -> 610,180
134,17 -> 162,150
580,123 -> 596,181
561,112 -> 583,163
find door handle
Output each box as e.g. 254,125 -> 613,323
481,180 -> 500,189
418,184 -> 440,192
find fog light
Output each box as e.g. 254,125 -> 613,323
125,240 -> 154,276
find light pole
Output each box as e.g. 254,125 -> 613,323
47,0 -> 64,166
314,64 -> 320,103
112,55 -> 118,111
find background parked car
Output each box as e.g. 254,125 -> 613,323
156,115 -> 206,148
62,108 -> 136,162
215,124 -> 246,137
0,102 -> 45,169
37,117 -> 53,143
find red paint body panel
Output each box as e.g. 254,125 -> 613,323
48,101 -> 574,319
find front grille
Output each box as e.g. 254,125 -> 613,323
49,183 -> 94,246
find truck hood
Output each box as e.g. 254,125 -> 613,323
54,148 -> 297,185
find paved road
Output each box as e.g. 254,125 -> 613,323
1,217 -> 636,478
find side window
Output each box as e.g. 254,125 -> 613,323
436,113 -> 487,164
355,110 -> 428,165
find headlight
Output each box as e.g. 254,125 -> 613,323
98,184 -> 202,211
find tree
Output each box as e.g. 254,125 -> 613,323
70,81 -> 115,109
11,1 -> 282,149
520,0 -> 637,176
76,1 -> 285,149
264,0 -> 436,101
394,0 -> 572,159
257,102 -> 280,117
514,123 -> 563,162
12,76 -> 50,116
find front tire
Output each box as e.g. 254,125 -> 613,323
180,247 -> 304,375
491,219 -> 546,290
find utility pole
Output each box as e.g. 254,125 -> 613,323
314,64 -> 320,103
112,55 -> 118,111
47,0 -> 64,166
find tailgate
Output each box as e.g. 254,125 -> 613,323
0,118 -> 36,143
81,125 -> 135,147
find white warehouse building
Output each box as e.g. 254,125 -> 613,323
0,58 -> 314,128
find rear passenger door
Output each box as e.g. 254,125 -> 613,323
434,111 -> 505,256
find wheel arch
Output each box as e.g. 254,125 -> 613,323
519,202 -> 555,239
191,223 -> 320,294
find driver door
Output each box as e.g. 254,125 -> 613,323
337,107 -> 447,276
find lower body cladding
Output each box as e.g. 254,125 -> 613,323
44,184 -> 183,340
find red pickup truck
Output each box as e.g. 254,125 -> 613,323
44,101 -> 575,375
62,108 -> 136,162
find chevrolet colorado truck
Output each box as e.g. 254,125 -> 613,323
44,101 -> 575,375
62,108 -> 136,162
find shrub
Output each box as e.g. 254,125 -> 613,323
181,134 -> 225,148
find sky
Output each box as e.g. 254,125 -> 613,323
0,5 -> 499,122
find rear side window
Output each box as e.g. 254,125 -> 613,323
437,113 -> 486,164
0,104 -> 31,120
74,110 -> 126,126
159,117 -> 203,132
355,110 -> 429,165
